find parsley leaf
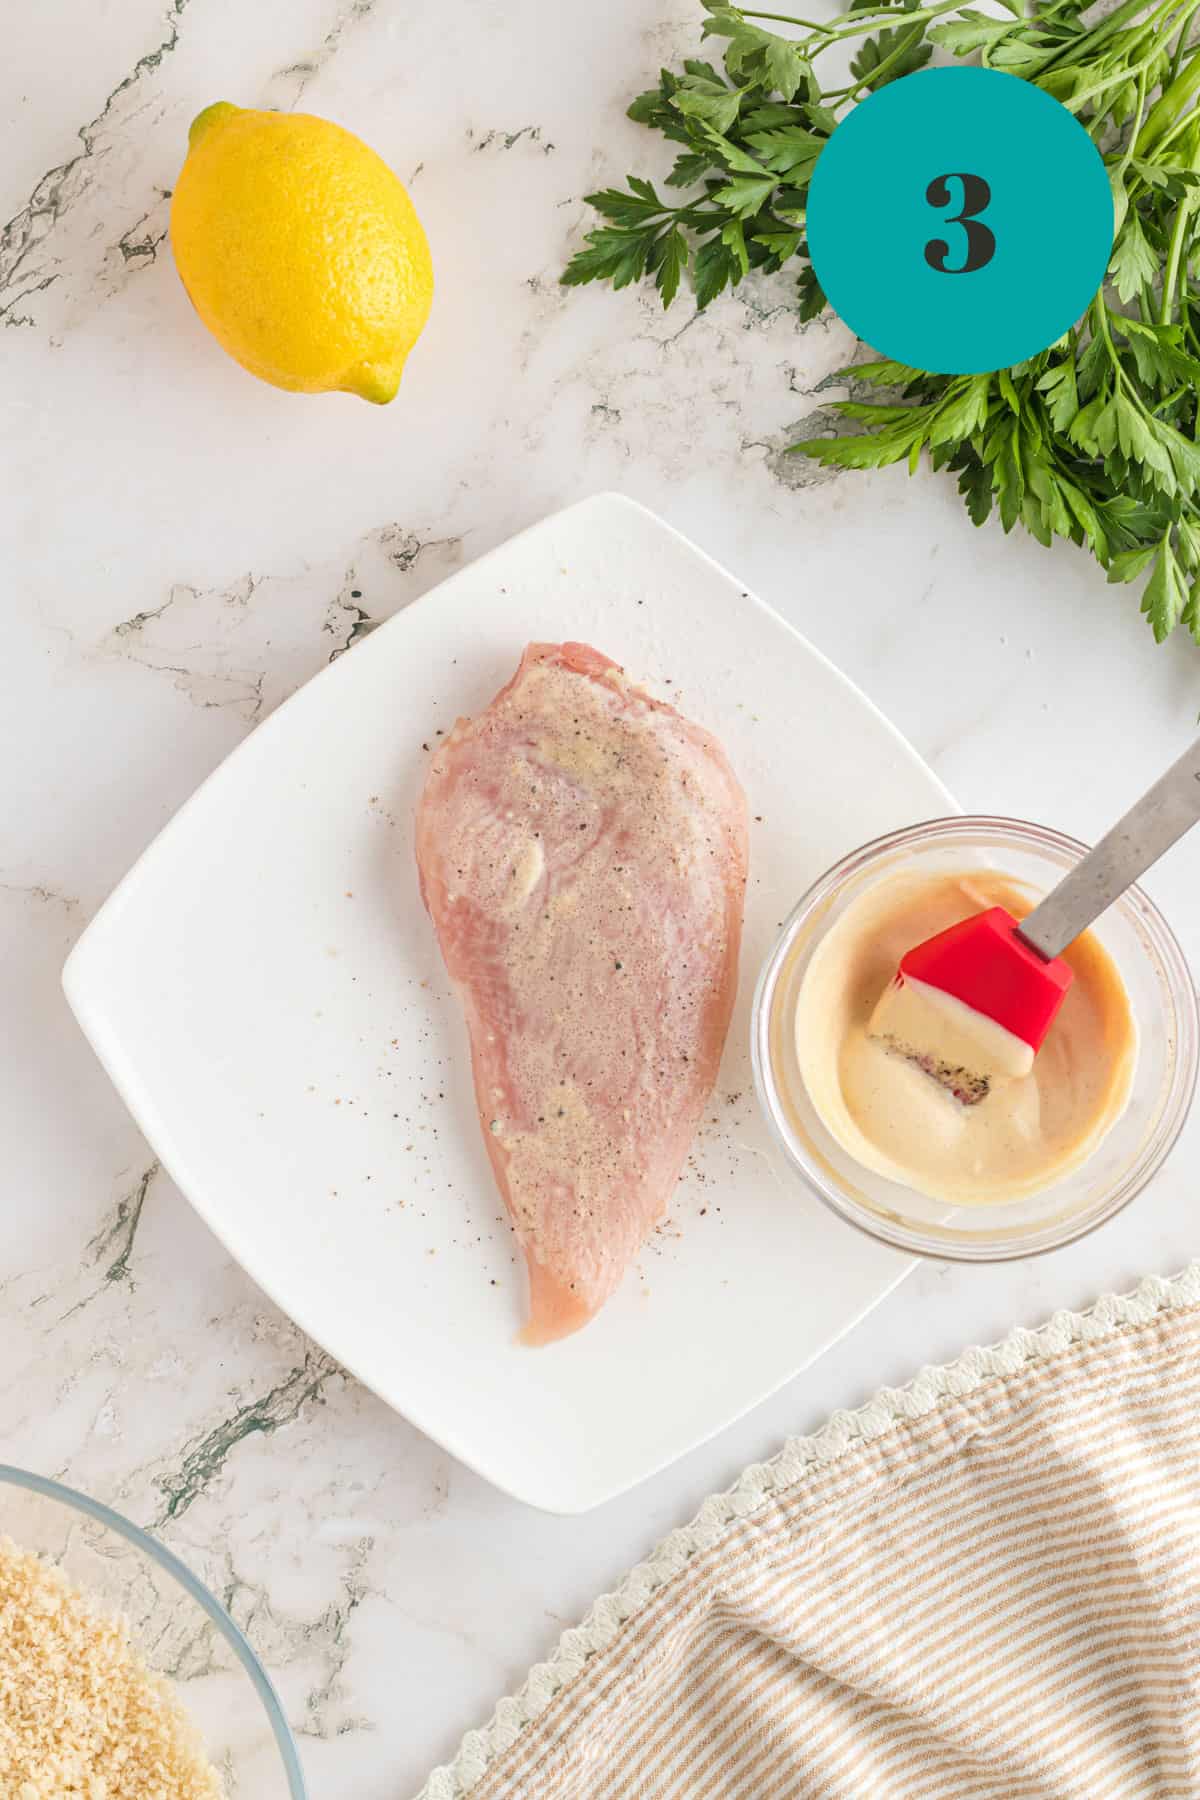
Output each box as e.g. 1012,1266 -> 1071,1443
849,29 -> 932,91
561,226 -> 656,290
649,227 -> 687,306
1036,360 -> 1079,431
796,263 -> 826,321
1109,213 -> 1159,304
670,76 -> 745,135
710,172 -> 779,217
1142,535 -> 1186,641
703,4 -> 814,101
693,234 -> 741,306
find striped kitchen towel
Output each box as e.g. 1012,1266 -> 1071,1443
419,1264 -> 1200,1799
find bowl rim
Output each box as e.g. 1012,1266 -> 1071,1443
0,1463 -> 307,1797
751,812 -> 1200,1261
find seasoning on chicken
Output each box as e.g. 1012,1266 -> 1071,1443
416,641 -> 748,1343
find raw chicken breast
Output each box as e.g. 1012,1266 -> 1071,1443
415,642 -> 748,1344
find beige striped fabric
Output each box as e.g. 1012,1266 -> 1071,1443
419,1266 -> 1200,1800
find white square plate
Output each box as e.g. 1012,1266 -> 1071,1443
65,494 -> 952,1512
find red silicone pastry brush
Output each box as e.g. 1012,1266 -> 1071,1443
871,738 -> 1200,1103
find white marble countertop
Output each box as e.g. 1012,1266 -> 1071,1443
3,2 -> 1199,1793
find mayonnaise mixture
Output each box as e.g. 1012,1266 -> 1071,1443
794,871 -> 1137,1204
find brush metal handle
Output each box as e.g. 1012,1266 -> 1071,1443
1019,737 -> 1200,961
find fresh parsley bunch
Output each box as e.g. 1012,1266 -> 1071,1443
563,0 -> 1200,645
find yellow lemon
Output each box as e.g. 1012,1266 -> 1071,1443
170,102 -> 433,403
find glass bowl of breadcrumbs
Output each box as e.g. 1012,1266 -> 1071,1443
0,1465 -> 305,1799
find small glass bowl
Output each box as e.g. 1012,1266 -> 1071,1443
751,816 -> 1198,1260
0,1465 -> 306,1798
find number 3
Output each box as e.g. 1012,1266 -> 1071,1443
924,172 -> 995,274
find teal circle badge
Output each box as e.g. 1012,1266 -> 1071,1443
806,67 -> 1114,374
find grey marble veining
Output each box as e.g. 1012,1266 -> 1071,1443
4,1 -> 1200,1795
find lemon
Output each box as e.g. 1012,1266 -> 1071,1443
170,102 -> 433,403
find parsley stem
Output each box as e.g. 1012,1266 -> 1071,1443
1167,17 -> 1193,86
738,1 -> 959,26
1071,39 -> 1179,116
1134,27 -> 1200,154
1141,95 -> 1200,163
776,0 -> 965,54
1111,64 -> 1149,189
1040,0 -> 1190,77
824,0 -> 963,37
833,21 -> 928,99
1094,299 -> 1144,409
1035,0 -> 1154,74
736,7 -> 829,24
1161,196 -> 1196,324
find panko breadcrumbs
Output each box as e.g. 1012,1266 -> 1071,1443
0,1536 -> 222,1799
